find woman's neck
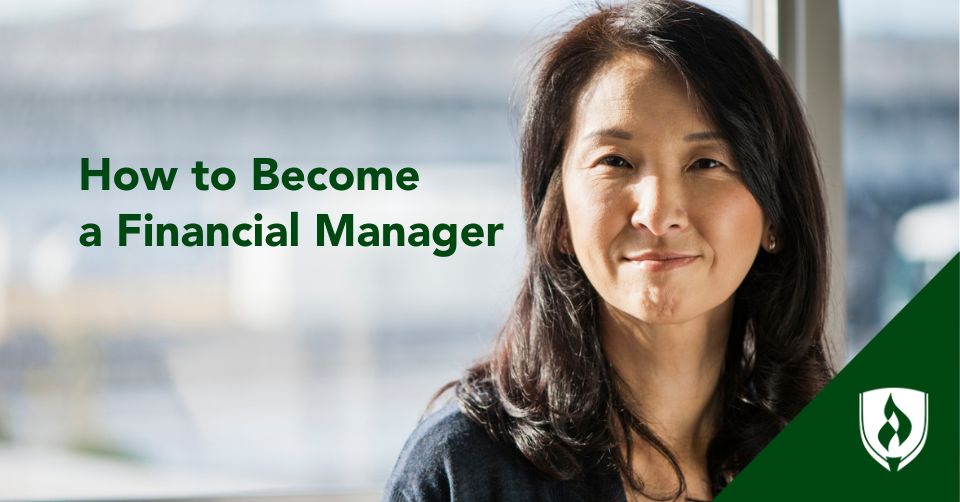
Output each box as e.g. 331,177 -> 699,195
600,296 -> 733,463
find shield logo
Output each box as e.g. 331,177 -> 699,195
859,388 -> 928,472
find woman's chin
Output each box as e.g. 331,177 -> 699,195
618,290 -> 693,325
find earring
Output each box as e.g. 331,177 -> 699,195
560,235 -> 573,255
558,231 -> 572,255
768,235 -> 777,252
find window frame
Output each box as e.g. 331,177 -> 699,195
750,0 -> 847,369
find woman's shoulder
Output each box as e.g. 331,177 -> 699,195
382,400 -> 530,501
382,400 -> 624,502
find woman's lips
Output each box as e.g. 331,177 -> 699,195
623,254 -> 699,271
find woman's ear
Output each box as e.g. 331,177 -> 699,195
558,218 -> 574,255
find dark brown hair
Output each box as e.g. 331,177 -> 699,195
436,0 -> 835,498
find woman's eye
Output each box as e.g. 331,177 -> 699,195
690,158 -> 724,170
599,155 -> 632,169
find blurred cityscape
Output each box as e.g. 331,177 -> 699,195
0,0 -> 956,500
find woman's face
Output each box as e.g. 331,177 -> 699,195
561,52 -> 766,325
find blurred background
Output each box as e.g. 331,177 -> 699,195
0,0 -> 956,500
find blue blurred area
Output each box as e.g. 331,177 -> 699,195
841,6 -> 959,354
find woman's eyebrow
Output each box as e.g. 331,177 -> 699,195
684,131 -> 724,142
581,127 -> 632,142
581,129 -> 724,143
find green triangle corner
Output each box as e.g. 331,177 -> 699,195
715,253 -> 959,501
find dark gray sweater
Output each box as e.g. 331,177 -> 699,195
382,402 -> 628,502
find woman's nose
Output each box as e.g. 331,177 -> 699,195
629,175 -> 689,236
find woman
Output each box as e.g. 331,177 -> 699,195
384,1 -> 835,500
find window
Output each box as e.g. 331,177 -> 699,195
840,0 -> 959,356
6,2 -> 869,501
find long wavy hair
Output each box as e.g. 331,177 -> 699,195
434,0 -> 835,498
